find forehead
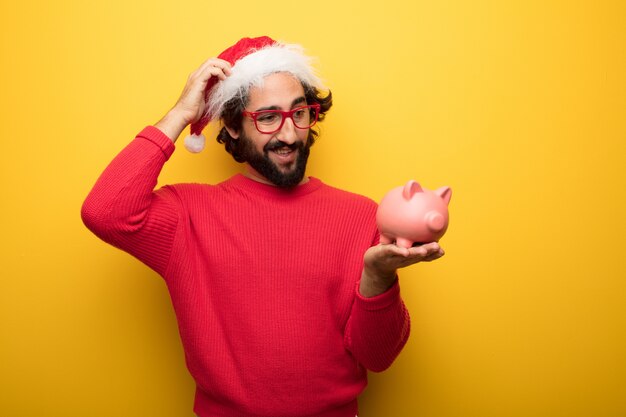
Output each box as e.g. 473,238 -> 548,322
247,72 -> 305,109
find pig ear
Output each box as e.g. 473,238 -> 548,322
435,186 -> 452,205
403,180 -> 423,200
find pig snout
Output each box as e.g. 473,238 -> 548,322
426,210 -> 446,233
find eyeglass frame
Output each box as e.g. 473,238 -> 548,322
242,103 -> 321,134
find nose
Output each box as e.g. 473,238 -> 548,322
425,211 -> 445,232
276,116 -> 298,144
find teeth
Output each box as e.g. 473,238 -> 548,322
274,148 -> 292,155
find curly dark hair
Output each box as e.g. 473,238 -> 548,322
216,83 -> 333,162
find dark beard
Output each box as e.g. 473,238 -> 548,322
238,132 -> 311,189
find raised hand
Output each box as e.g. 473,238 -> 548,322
155,58 -> 232,142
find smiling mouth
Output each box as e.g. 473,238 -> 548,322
270,148 -> 298,169
264,141 -> 303,166
273,147 -> 294,156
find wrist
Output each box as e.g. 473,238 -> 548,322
155,109 -> 189,143
359,266 -> 397,298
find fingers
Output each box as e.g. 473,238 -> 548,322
380,244 -> 410,258
363,241 -> 445,284
421,247 -> 445,262
170,58 -> 233,126
381,241 -> 445,267
192,57 -> 232,82
378,241 -> 442,258
408,242 -> 444,260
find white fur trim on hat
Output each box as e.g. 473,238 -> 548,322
207,43 -> 325,121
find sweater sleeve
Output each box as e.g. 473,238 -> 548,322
81,126 -> 180,276
344,278 -> 411,373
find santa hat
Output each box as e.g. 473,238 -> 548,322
184,36 -> 326,153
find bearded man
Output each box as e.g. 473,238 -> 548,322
82,36 -> 444,417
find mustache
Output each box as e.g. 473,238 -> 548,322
264,140 -> 303,152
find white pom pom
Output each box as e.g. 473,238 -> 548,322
184,133 -> 206,153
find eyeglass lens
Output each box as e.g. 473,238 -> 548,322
255,106 -> 317,133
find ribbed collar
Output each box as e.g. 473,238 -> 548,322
224,174 -> 323,199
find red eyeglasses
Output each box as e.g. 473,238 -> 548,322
242,104 -> 321,134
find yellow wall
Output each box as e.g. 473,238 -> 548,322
1,1 -> 625,416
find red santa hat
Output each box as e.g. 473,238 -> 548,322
184,36 -> 326,153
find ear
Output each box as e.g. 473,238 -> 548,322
225,125 -> 240,139
402,180 -> 423,200
435,186 -> 452,205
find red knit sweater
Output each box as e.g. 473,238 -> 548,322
81,126 -> 410,417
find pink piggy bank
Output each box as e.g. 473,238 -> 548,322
376,180 -> 452,248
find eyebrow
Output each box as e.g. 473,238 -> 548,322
253,96 -> 307,112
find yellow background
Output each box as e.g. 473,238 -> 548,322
1,0 -> 625,416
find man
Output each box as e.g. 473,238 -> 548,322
82,36 -> 444,417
